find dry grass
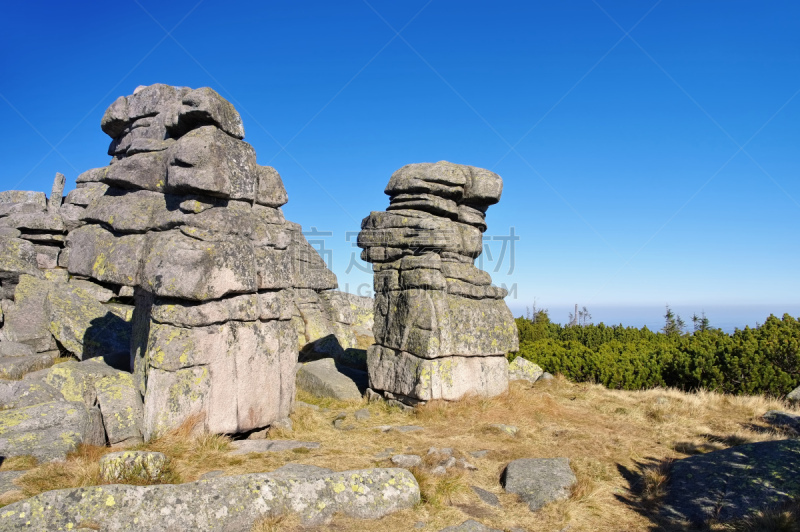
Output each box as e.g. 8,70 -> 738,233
2,377 -> 797,530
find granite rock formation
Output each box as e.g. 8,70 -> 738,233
357,161 -> 518,403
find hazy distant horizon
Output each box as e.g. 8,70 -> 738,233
507,303 -> 800,334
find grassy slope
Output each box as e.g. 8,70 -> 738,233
2,378 -> 798,531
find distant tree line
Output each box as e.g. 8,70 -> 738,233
512,306 -> 800,397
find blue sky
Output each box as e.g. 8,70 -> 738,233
1,1 -> 798,329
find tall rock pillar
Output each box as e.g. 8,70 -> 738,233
357,161 -> 519,403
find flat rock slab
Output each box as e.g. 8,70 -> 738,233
471,486 -> 501,507
502,457 -> 576,512
0,352 -> 56,379
661,439 -> 800,525
376,425 -> 424,433
0,467 -> 420,530
296,358 -> 364,401
229,440 -> 320,455
439,520 -> 503,532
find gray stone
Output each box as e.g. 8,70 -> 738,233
0,190 -> 46,209
95,372 -> 144,446
786,385 -> 800,405
168,86 -> 246,140
75,167 -> 109,184
48,172 -> 65,212
661,439 -> 800,525
439,519 -> 503,532
538,372 -> 554,381
294,400 -> 320,411
68,278 -> 115,303
471,486 -> 501,507
32,243 -> 59,269
0,401 -> 106,461
1,275 -> 53,353
229,440 -> 320,455
64,182 -> 109,207
0,352 -> 57,379
0,467 -> 419,530
268,463 -> 333,478
27,359 -> 120,406
100,451 -> 168,482
0,379 -> 64,410
762,410 -> 800,434
469,450 -> 490,459
354,408 -> 370,421
296,358 -> 364,401
141,319 -> 296,439
502,458 -> 577,512
0,341 -> 35,358
81,188 -> 185,233
46,281 -> 131,362
104,150 -> 169,193
391,454 -> 422,468
508,359 -> 544,383
66,224 -> 144,286
489,424 -> 519,436
0,237 -> 40,278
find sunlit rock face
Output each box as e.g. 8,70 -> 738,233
358,161 -> 519,403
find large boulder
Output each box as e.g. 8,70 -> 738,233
296,357 -> 365,401
0,401 -> 105,461
501,458 -> 577,512
95,371 -> 144,446
0,467 -> 420,530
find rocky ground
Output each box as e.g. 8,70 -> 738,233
3,366 -> 799,531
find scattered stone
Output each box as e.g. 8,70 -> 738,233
508,357 -> 544,383
366,388 -> 383,402
0,467 -> 420,529
0,379 -> 64,409
428,447 -> 454,456
471,486 -> 501,507
0,351 -> 57,379
661,439 -> 800,525
489,424 -> 518,436
229,440 -> 320,455
393,425 -> 424,433
354,408 -> 371,421
786,385 -> 800,405
294,400 -> 320,411
470,450 -> 490,459
431,466 -> 447,475
762,410 -> 800,433
391,454 -> 423,468
457,458 -> 478,470
100,451 -> 168,482
415,522 -> 426,529
439,519 -> 503,532
502,458 -> 577,512
296,358 -> 363,401
271,417 -> 293,433
538,372 -> 555,381
0,401 -> 105,461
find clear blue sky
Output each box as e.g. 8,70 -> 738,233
1,1 -> 798,329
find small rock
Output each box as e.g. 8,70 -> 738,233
272,417 -> 293,433
229,440 -> 320,455
489,424 -> 518,436
508,357 -> 543,383
763,410 -> 800,433
538,372 -> 554,382
247,428 -> 269,440
471,485 -> 501,507
440,457 -> 457,469
366,388 -> 383,402
415,522 -> 426,529
391,454 -> 423,468
393,425 -> 424,433
387,399 -> 415,413
431,466 -> 447,475
428,447 -> 453,456
469,450 -> 490,459
354,408 -> 370,421
100,451 -> 168,482
457,458 -> 478,470
502,458 -> 577,512
439,519 -> 503,532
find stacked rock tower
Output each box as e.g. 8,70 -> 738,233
358,161 -> 519,403
64,84 -> 306,438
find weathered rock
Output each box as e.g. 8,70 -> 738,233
95,372 -> 144,446
64,182 -> 109,207
0,237 -> 41,278
0,352 -> 57,379
100,451 -> 168,481
229,440 -> 321,455
141,319 -> 296,438
0,467 -> 419,530
48,172 -> 66,212
661,439 -> 800,525
296,358 -> 364,401
0,275 -> 53,352
489,424 -> 519,437
46,281 -> 132,363
167,86 -> 246,140
0,470 -> 24,495
786,385 -> 800,405
471,486 -> 501,507
439,520 -> 503,532
0,379 -> 65,410
501,458 -> 576,512
391,454 -> 422,468
0,401 -> 106,461
508,357 -> 544,383
762,410 -> 800,434
28,359 -> 120,406
0,190 -> 46,209
66,224 -> 144,286
0,341 -> 35,358
367,347 -> 509,401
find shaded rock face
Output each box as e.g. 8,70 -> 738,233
357,161 -> 518,402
